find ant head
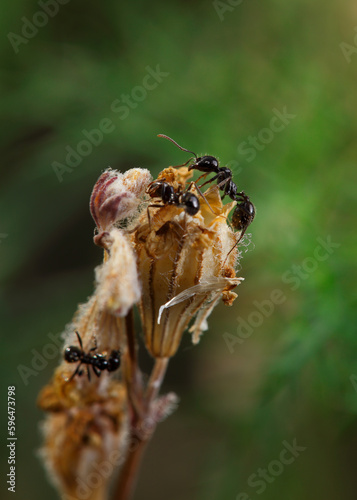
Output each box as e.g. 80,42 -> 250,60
191,156 -> 219,173
64,346 -> 82,363
157,134 -> 220,173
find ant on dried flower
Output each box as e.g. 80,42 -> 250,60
64,331 -> 121,382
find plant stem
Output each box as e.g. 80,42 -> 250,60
112,357 -> 170,500
112,437 -> 147,500
145,357 -> 169,409
125,308 -> 137,370
123,309 -> 144,418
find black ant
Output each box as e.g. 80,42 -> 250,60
224,191 -> 255,263
64,331 -> 121,382
146,179 -> 200,224
158,134 -> 239,201
157,135 -> 255,257
232,192 -> 255,237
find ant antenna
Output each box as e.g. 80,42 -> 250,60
158,134 -> 197,158
75,331 -> 83,350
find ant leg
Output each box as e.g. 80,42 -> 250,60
187,181 -> 230,221
198,176 -> 233,200
181,211 -> 188,232
145,178 -> 167,194
197,176 -> 231,200
75,331 -> 83,350
186,181 -> 218,215
193,172 -> 209,184
87,366 -> 91,382
198,173 -> 220,189
222,228 -> 247,268
222,239 -> 239,267
92,365 -> 101,378
89,337 -> 97,353
68,362 -> 82,382
147,204 -> 165,227
216,176 -> 231,192
171,158 -> 194,168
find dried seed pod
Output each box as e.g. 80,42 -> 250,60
38,234 -> 131,498
133,168 -> 242,358
38,378 -> 128,500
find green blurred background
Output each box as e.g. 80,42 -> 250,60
1,0 -> 357,499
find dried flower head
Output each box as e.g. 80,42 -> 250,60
38,263 -> 130,498
38,375 -> 128,500
38,294 -> 129,499
132,167 -> 243,358
39,158 -> 253,500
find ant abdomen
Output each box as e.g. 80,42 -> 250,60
180,192 -> 200,216
232,199 -> 255,232
231,192 -> 255,235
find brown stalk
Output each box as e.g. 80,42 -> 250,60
113,349 -> 169,500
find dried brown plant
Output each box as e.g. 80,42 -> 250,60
38,163 -> 248,500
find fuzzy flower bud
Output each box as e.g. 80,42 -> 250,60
90,167 -> 152,247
